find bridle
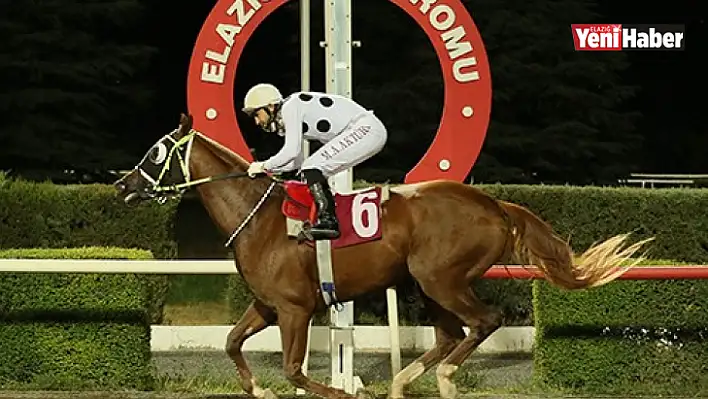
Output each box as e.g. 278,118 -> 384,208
133,129 -> 261,203
128,128 -> 283,246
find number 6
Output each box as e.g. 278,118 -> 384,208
352,191 -> 379,238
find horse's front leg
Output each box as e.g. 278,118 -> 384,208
226,299 -> 277,397
277,305 -> 354,399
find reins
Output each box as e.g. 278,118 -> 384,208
164,171 -> 311,247
154,170 -> 280,197
143,129 -> 285,199
159,168 -> 309,211
136,129 -> 300,246
158,170 -> 285,247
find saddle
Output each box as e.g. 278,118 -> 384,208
281,180 -> 389,249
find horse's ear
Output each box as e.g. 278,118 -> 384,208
177,113 -> 193,137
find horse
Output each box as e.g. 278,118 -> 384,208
113,113 -> 652,399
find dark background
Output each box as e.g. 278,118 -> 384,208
0,0 -> 704,185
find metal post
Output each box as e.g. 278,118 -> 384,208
323,0 -> 361,394
301,0 -> 311,159
297,1 -> 311,395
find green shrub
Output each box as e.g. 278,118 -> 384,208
0,179 -> 178,323
168,195 -> 232,308
533,259 -> 708,395
225,273 -> 256,323
479,184 -> 708,263
0,246 -> 166,324
0,247 -> 154,390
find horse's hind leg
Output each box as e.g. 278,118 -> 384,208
412,263 -> 502,399
226,299 -> 277,398
433,289 -> 501,399
389,294 -> 466,399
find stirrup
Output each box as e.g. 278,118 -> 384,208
309,228 -> 340,240
296,229 -> 340,241
303,222 -> 340,240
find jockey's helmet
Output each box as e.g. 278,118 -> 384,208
242,83 -> 283,114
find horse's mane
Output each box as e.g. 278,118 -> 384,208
192,130 -> 285,198
193,131 -> 250,170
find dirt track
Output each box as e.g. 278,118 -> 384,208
154,351 -> 532,392
0,393 -> 703,399
0,351 -> 533,399
1,351 -> 702,399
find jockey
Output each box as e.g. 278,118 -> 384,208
242,83 -> 388,241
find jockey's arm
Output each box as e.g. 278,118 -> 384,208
263,101 -> 303,173
278,150 -> 304,171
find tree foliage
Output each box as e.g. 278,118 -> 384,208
464,0 -> 642,184
0,0 -> 157,179
0,0 -> 682,185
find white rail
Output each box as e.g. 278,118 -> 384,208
0,259 -> 239,274
150,325 -> 534,354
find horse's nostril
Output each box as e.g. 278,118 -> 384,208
114,182 -> 126,192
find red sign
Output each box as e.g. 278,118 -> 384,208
570,24 -> 686,52
187,0 -> 492,183
571,24 -> 623,51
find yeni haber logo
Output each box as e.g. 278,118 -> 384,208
571,24 -> 685,51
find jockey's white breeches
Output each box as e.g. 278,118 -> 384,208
301,111 -> 387,178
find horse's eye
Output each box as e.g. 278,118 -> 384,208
149,142 -> 168,164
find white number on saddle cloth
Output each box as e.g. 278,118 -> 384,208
351,191 -> 380,238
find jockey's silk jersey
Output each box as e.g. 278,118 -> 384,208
263,92 -> 370,172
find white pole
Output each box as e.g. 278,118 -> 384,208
323,0 -> 361,394
301,0 -> 311,160
386,287 -> 401,376
298,0 -> 311,395
322,0 -> 402,381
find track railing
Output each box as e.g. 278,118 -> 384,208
2,259 -> 706,388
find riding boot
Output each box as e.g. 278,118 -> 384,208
302,169 -> 340,240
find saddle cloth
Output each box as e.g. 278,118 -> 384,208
280,180 -> 389,249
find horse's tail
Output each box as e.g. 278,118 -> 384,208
498,201 -> 653,290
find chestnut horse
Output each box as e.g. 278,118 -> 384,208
114,114 -> 652,399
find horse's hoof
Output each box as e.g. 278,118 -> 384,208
263,388 -> 278,399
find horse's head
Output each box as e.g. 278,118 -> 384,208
114,113 -> 196,205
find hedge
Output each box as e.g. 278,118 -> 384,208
0,177 -> 178,323
0,247 -> 154,390
533,259 -> 708,395
6,176 -> 706,328
480,184 -> 708,263
224,184 -> 708,326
